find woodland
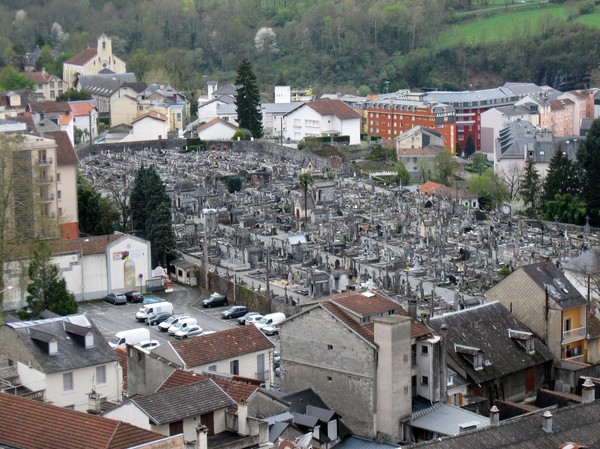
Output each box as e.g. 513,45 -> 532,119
0,0 -> 599,98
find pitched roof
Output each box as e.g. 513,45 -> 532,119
197,117 -> 238,132
131,379 -> 235,425
64,47 -> 97,66
170,324 -> 274,368
25,71 -> 61,84
68,101 -> 95,116
4,315 -> 116,374
0,391 -> 169,449
51,234 -> 124,256
428,302 -> 554,384
28,101 -> 72,115
46,131 -> 79,166
131,111 -> 167,124
521,261 -> 587,309
307,98 -> 361,119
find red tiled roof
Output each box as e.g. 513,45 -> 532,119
418,181 -> 444,194
171,324 -> 274,368
197,117 -> 238,132
307,98 -> 361,120
68,101 -> 95,116
131,111 -> 167,124
25,71 -> 60,84
64,47 -> 97,66
322,301 -> 375,342
27,101 -> 72,114
158,369 -> 207,391
51,234 -> 123,256
329,290 -> 399,318
0,393 -> 168,449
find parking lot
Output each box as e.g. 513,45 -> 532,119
78,283 -> 280,350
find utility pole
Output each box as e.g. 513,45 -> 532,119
265,244 -> 271,310
204,211 -> 210,289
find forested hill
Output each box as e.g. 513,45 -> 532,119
1,0 -> 599,97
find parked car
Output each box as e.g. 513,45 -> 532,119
202,292 -> 228,308
125,291 -> 144,303
135,339 -> 160,351
146,311 -> 172,326
222,305 -> 249,319
175,325 -> 203,339
273,352 -> 281,368
238,312 -> 261,325
245,314 -> 263,325
142,296 -> 161,304
105,292 -> 127,305
262,323 -> 279,336
158,314 -> 190,332
168,317 -> 198,335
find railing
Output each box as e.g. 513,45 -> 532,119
563,354 -> 586,364
255,370 -> 269,382
562,326 -> 586,343
36,158 -> 53,165
40,193 -> 55,202
39,175 -> 54,183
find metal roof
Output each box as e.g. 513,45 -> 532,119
411,403 -> 490,436
332,436 -> 400,449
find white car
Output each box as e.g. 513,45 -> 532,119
134,339 -> 160,351
262,324 -> 279,336
245,314 -> 263,325
175,325 -> 203,339
158,315 -> 189,332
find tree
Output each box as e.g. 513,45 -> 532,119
416,158 -> 432,183
470,153 -> 488,175
519,158 -> 541,217
464,134 -> 476,157
226,176 -> 242,193
297,172 -> 314,226
496,163 -> 523,203
234,59 -> 263,139
19,242 -> 77,319
130,165 -> 177,266
542,145 -> 579,207
0,66 -> 34,91
433,150 -> 455,186
394,161 -> 411,186
577,119 -> 600,224
544,193 -> 587,224
56,88 -> 92,101
77,172 -> 120,235
455,141 -> 463,157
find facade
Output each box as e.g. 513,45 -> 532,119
283,98 -> 361,144
77,73 -> 138,114
68,100 -> 98,143
26,101 -> 75,145
0,314 -> 120,412
279,289 -> 431,442
63,34 -> 127,88
25,69 -> 66,101
195,117 -> 239,140
480,103 -> 540,155
366,98 -> 456,151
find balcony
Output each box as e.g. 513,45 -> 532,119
39,175 -> 54,183
40,193 -> 55,202
36,157 -> 53,165
562,326 -> 586,344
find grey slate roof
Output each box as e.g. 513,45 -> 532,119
333,436 -> 400,449
5,315 -> 116,374
409,400 -> 600,448
562,247 -> 600,274
78,73 -> 138,97
521,260 -> 587,309
411,403 -> 490,436
496,120 -> 557,162
429,302 -> 554,384
131,379 -> 235,425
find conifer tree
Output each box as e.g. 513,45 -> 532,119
577,119 -> 600,224
519,158 -> 541,218
234,59 -> 263,139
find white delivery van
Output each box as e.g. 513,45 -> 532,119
254,313 -> 286,331
136,301 -> 173,322
168,317 -> 198,336
109,328 -> 151,348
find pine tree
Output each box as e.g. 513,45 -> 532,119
577,119 -> 600,224
542,145 -> 579,207
519,158 -> 541,218
464,134 -> 475,157
234,59 -> 263,139
455,141 -> 463,158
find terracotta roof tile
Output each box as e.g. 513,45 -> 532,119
158,369 -> 207,391
131,111 -> 167,124
0,393 -> 168,449
171,324 -> 274,368
307,98 -> 361,120
51,234 -> 123,256
197,117 -> 238,132
64,47 -> 97,66
27,101 -> 72,114
68,101 -> 95,116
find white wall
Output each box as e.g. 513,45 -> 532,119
191,349 -> 273,389
124,117 -> 168,142
16,362 -> 46,394
107,237 -> 152,293
198,122 -> 237,140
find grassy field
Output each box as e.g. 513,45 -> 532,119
439,2 -> 600,47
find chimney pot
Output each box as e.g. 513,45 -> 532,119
490,405 -> 500,426
582,377 -> 595,403
542,411 -> 553,433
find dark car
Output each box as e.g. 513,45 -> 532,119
105,292 -> 127,305
238,311 -> 260,325
202,292 -> 228,308
222,305 -> 249,319
146,311 -> 172,326
125,291 -> 144,303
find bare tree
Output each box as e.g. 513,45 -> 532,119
496,162 -> 523,203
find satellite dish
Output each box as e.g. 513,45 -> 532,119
295,432 -> 313,449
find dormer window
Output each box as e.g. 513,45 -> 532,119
49,340 -> 58,355
509,329 -> 535,355
85,333 -> 95,348
454,344 -> 484,371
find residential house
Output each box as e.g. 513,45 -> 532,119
550,98 -> 576,137
0,393 -> 182,449
26,101 -> 75,144
261,102 -> 303,140
279,289 -> 432,442
480,102 -> 541,155
194,117 -> 239,140
0,90 -> 30,115
562,246 -> 600,313
131,324 -> 276,390
428,302 -> 554,407
557,89 -> 596,136
485,260 -> 600,382
193,95 -> 236,128
283,98 -> 361,144
103,111 -> 168,143
68,100 -> 98,143
396,126 -> 446,181
366,98 -> 455,151
77,72 -> 138,114
63,34 -> 127,88
108,81 -> 148,122
138,83 -> 189,132
0,314 -> 120,412
0,118 -> 27,133
25,68 -> 66,101
418,181 -> 479,209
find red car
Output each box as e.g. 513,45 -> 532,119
125,291 -> 144,303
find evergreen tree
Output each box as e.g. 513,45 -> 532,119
519,158 -> 541,218
297,172 -> 314,226
464,135 -> 475,157
542,146 -> 579,207
577,119 -> 600,224
455,141 -> 463,157
234,59 -> 263,139
130,165 -> 177,266
77,171 -> 120,235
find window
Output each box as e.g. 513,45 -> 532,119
50,82 -> 55,88
63,372 -> 74,391
57,191 -> 61,200
327,376 -> 332,382
37,83 -> 43,89
177,113 -> 181,121
50,91 -> 55,99
208,365 -> 217,371
421,345 -> 428,355
96,365 -> 106,384
327,344 -> 333,350
58,208 -> 62,217
421,376 -> 429,385
230,360 -> 239,375
56,173 -> 61,182
58,82 -> 63,88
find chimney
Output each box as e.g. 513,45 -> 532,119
582,377 -> 595,403
490,406 -> 500,426
196,425 -> 208,449
408,298 -> 417,320
440,324 -> 448,403
87,390 -> 102,414
542,411 -> 553,433
237,400 -> 249,435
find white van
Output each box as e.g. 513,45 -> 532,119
254,313 -> 286,331
158,314 -> 190,332
136,301 -> 173,322
168,317 -> 198,336
109,328 -> 151,348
